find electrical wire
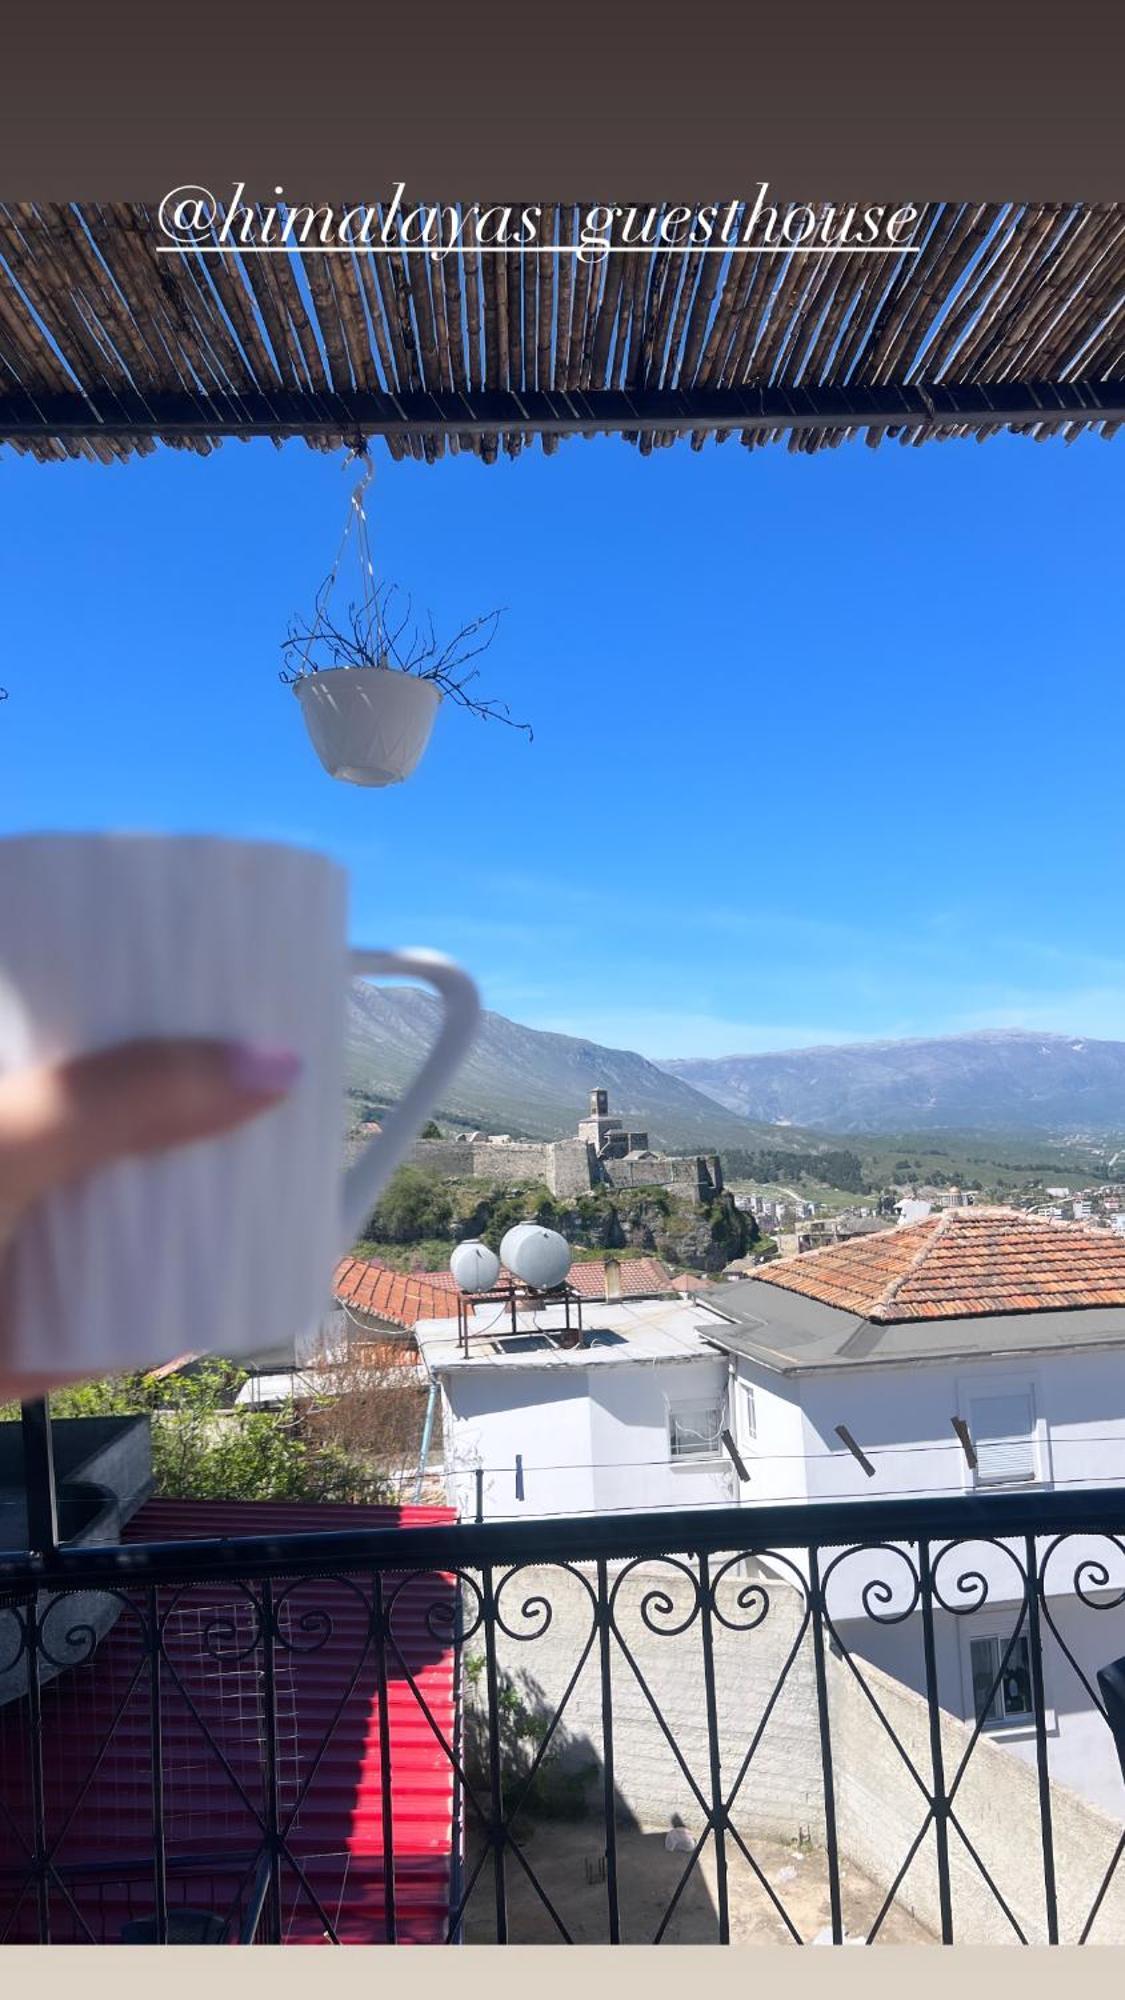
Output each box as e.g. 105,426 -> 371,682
336,1294 -> 515,1346
458,1465 -> 1125,1519
433,1434 -> 1125,1476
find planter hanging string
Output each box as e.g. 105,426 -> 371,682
285,447 -> 378,680
282,450 -> 529,788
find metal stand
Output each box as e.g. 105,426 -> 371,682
455,1280 -> 584,1357
20,1397 -> 58,1556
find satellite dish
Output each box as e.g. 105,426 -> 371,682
450,1239 -> 501,1293
500,1223 -> 572,1290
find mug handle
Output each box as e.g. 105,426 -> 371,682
341,948 -> 481,1244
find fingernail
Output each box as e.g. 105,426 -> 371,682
224,1042 -> 303,1095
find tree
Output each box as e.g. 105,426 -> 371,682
363,1166 -> 454,1243
5,1361 -> 388,1505
704,1192 -> 752,1267
420,1119 -> 443,1139
460,1182 -> 554,1249
303,1352 -> 431,1501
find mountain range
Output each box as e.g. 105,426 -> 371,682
661,1030 -> 1125,1136
346,985 -> 822,1152
348,994 -> 1125,1149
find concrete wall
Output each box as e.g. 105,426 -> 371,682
444,1371 -> 600,1521
471,1560 -> 825,1843
730,1357 -> 812,1506
471,1559 -> 1125,1942
789,1344 -> 1125,1507
588,1360 -> 735,1519
828,1637 -> 1125,1943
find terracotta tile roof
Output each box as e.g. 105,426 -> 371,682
333,1256 -> 458,1330
566,1258 -> 675,1300
752,1208 -> 1125,1324
335,1254 -> 677,1321
348,1338 -> 425,1370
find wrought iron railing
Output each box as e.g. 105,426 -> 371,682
5,1486 -> 1125,1945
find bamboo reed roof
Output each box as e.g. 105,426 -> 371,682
2,200 -> 1124,464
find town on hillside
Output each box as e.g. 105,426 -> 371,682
359,1083 -> 1125,1275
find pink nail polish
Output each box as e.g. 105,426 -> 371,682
225,1043 -> 303,1095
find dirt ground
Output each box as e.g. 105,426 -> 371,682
464,1819 -> 934,1945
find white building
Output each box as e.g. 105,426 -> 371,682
417,1208 -> 1125,1819
414,1295 -> 738,1522
895,1197 -> 934,1226
699,1207 -> 1125,1818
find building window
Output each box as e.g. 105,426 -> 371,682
743,1383 -> 757,1440
669,1401 -> 724,1461
970,1634 -> 1034,1728
969,1389 -> 1037,1486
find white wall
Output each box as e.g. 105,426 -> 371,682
442,1368 -> 597,1520
728,1348 -> 1125,1616
730,1356 -> 809,1504
795,1345 -> 1125,1505
724,1344 -> 1125,1818
588,1359 -> 735,1517
441,1355 -> 732,1521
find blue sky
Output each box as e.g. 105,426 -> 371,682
1,428 -> 1121,1058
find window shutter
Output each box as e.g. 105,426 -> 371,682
970,1392 -> 1035,1483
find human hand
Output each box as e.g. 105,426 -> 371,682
0,1038 -> 301,1401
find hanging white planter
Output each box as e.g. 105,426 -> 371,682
293,666 -> 442,788
283,449 -> 526,787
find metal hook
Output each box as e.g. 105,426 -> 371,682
343,440 -> 374,496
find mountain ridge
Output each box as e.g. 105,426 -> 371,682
346,985 -> 833,1153
346,998 -> 1125,1192
660,1029 -> 1125,1135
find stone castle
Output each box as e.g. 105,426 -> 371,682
410,1088 -> 724,1204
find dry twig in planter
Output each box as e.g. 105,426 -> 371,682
280,576 -> 531,737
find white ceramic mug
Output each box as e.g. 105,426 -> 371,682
0,834 -> 480,1380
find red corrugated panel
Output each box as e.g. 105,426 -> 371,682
0,1498 -> 460,1946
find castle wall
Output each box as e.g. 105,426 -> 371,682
601,1155 -> 723,1203
408,1105 -> 722,1207
547,1140 -> 597,1198
407,1139 -> 479,1177
470,1141 -> 556,1187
